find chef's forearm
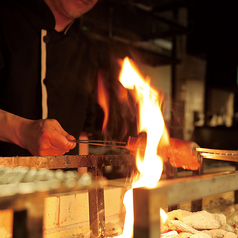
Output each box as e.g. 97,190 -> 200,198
0,109 -> 28,147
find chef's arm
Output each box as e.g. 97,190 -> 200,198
0,109 -> 76,156
0,109 -> 29,146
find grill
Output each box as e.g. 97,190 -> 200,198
133,171 -> 238,238
0,151 -> 237,238
0,154 -> 135,238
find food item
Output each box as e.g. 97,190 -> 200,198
125,136 -> 147,158
166,138 -> 201,170
162,209 -> 238,238
181,211 -> 226,230
167,220 -> 198,234
125,136 -> 201,170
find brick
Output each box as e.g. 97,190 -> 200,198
104,186 -> 127,218
44,196 -> 60,230
59,190 -> 89,227
0,209 -> 13,237
43,225 -> 89,238
44,185 -> 127,237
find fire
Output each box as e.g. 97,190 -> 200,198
97,71 -> 109,134
116,57 -> 169,237
160,208 -> 168,224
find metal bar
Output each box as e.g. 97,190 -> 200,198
164,161 -> 179,212
152,0 -> 189,13
133,5 -> 189,34
199,153 -> 238,162
25,192 -> 45,238
72,142 -> 126,149
70,140 -> 126,149
158,171 -> 238,206
70,140 -> 126,144
13,210 -> 27,238
0,154 -> 135,169
196,148 -> 238,162
134,188 -> 166,238
191,169 -> 203,212
88,166 -> 105,237
133,171 -> 238,238
196,147 -> 238,155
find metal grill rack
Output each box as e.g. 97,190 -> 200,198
0,154 -> 135,238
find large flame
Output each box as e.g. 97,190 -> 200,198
120,57 -> 165,186
116,57 -> 168,238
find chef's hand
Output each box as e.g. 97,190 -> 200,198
22,118 -> 76,156
0,109 -> 76,156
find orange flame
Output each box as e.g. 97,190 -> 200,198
160,208 -> 168,224
116,57 -> 169,238
97,72 -> 109,134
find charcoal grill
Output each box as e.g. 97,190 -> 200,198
0,150 -> 238,238
0,153 -> 135,238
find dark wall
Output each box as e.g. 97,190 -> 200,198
192,126 -> 238,150
187,0 -> 238,57
187,0 -> 238,91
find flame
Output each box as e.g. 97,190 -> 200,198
97,72 -> 109,134
120,57 -> 165,186
115,57 -> 169,238
160,208 -> 168,224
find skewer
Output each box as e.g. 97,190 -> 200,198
71,140 -> 238,164
69,140 -> 126,149
196,147 -> 238,155
196,148 -> 238,162
71,139 -> 126,144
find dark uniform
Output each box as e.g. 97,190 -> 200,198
0,0 -> 98,156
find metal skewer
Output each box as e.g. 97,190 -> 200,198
71,140 -> 238,162
196,147 -> 238,162
69,140 -> 126,149
72,140 -> 126,144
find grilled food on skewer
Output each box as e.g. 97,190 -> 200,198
125,136 -> 201,170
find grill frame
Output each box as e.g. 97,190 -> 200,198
0,154 -> 135,238
133,170 -> 238,238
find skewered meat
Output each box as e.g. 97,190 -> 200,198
166,138 -> 201,170
125,136 -> 201,170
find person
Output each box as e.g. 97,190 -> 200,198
0,0 -> 99,156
